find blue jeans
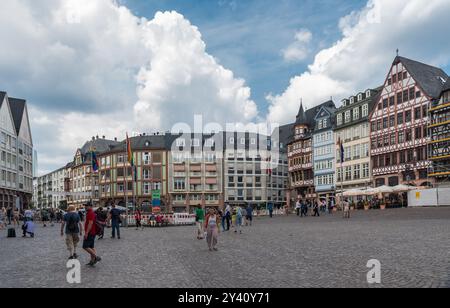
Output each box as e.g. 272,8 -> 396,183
111,220 -> 120,238
221,216 -> 226,231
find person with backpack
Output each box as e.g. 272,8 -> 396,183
108,204 -> 122,239
61,206 -> 83,260
95,207 -> 107,239
41,209 -> 49,227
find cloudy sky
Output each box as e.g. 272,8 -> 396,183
0,0 -> 449,175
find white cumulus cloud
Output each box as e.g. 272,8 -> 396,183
268,0 -> 450,125
282,29 -> 313,62
0,0 -> 258,174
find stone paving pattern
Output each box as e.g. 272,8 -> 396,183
1,207 -> 449,288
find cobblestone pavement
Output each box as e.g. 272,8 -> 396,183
1,207 -> 450,288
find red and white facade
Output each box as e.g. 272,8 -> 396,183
370,58 -> 433,187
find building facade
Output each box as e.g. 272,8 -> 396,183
98,134 -> 169,211
287,104 -> 316,203
370,56 -> 448,187
67,136 -> 120,208
35,167 -> 68,209
223,132 -> 288,209
169,133 -> 223,213
334,88 -> 380,193
0,91 -> 33,210
312,101 -> 337,200
429,80 -> 450,183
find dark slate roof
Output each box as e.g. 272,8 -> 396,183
396,56 -> 448,99
295,103 -> 308,125
109,135 -> 167,152
80,138 -> 121,155
8,97 -> 26,135
442,78 -> 450,94
303,100 -> 336,127
277,123 -> 294,147
0,91 -> 6,108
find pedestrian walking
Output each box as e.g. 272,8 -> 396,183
41,209 -> 49,227
219,209 -> 226,232
204,208 -> 220,251
225,204 -> 232,231
83,203 -> 101,267
61,205 -> 83,260
234,206 -> 243,234
49,209 -> 55,227
295,199 -> 301,216
13,208 -> 20,227
135,208 -> 143,230
109,204 -> 122,239
245,203 -> 253,226
343,199 -> 351,219
313,201 -> 320,217
267,202 -> 274,218
195,205 -> 205,240
6,206 -> 12,225
95,207 -> 107,239
328,199 -> 334,214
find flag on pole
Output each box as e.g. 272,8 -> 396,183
126,133 -> 134,167
337,137 -> 344,163
91,151 -> 99,172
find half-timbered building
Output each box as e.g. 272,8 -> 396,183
429,79 -> 450,182
370,56 -> 448,187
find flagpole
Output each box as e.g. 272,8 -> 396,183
90,147 -> 95,205
125,139 -> 129,228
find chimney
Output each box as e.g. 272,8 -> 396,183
102,136 -> 105,139
96,135 -> 99,140
114,137 -> 117,141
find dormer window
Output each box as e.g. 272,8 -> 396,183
176,139 -> 185,147
366,90 -> 371,98
323,118 -> 328,128
337,114 -> 343,126
350,97 -> 355,104
318,120 -> 323,129
358,94 -> 363,101
345,111 -> 351,123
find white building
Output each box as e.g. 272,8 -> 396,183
0,91 -> 33,210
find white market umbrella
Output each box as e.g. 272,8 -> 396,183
392,184 -> 417,193
374,185 -> 394,194
343,189 -> 366,197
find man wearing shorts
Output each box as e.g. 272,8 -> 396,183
83,203 -> 101,267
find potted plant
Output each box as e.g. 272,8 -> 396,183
364,201 -> 370,211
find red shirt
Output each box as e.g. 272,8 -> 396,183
85,209 -> 97,236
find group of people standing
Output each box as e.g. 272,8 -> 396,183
0,206 -> 21,229
195,203 -> 254,252
295,198 -> 336,217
